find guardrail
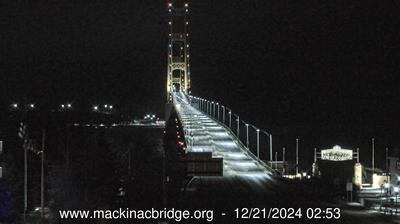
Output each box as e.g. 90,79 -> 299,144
187,95 -> 274,167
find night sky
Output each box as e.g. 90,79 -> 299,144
1,1 -> 400,159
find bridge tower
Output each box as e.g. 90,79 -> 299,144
166,1 -> 191,103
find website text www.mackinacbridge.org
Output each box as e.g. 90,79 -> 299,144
59,208 -> 214,222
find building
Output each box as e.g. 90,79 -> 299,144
388,156 -> 400,185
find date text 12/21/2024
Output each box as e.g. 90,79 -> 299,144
234,208 -> 341,220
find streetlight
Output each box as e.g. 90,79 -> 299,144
236,116 -> 240,137
29,104 -> 35,109
211,101 -> 215,118
245,124 -> 249,148
228,110 -> 232,128
222,105 -> 225,124
11,103 -> 18,108
216,103 -> 219,121
256,129 -> 260,158
93,106 -> 99,111
67,104 -> 72,108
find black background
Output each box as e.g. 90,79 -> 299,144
1,0 -> 400,168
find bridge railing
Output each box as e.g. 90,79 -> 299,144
188,95 -> 274,166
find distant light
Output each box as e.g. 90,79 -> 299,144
93,106 -> 99,110
12,103 -> 18,108
67,104 -> 72,108
29,104 -> 35,108
61,104 -> 65,108
184,3 -> 189,7
109,105 -> 113,109
168,3 -> 172,7
104,104 -> 108,108
302,172 -> 307,177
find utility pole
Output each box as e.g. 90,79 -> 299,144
0,141 -> 3,178
296,138 -> 299,175
282,147 -> 286,176
372,138 -> 375,174
41,129 -> 45,220
23,96 -> 28,223
24,139 -> 27,223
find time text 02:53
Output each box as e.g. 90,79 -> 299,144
234,207 -> 341,220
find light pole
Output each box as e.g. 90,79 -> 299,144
222,106 -> 225,124
229,110 -> 232,128
0,141 -> 3,178
211,102 -> 215,118
40,129 -> 46,221
199,99 -> 202,111
256,129 -> 260,158
372,138 -> 375,175
246,124 -> 249,148
269,134 -> 273,162
236,116 -> 240,137
296,138 -> 299,175
216,103 -> 220,121
282,147 -> 286,176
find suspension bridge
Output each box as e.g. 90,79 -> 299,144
165,2 -> 277,179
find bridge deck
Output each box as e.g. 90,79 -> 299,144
173,92 -> 274,178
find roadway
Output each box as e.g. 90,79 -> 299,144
173,91 -> 275,177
